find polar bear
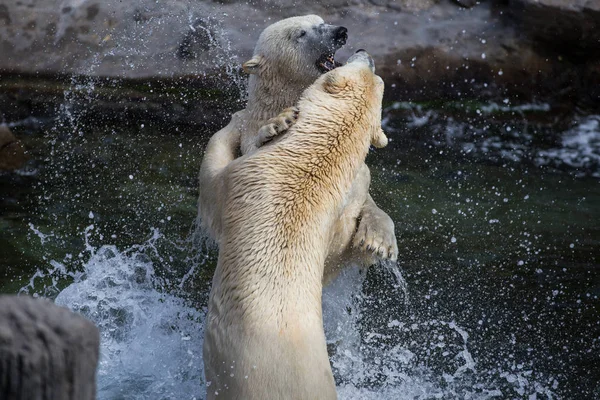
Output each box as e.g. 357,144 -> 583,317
203,50 -> 387,400
198,15 -> 398,282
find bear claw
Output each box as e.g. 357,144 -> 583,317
255,107 -> 299,149
352,210 -> 398,262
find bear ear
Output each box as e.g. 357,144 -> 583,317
371,126 -> 388,148
242,55 -> 263,74
322,72 -> 348,94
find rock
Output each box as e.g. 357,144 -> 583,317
367,0 -> 440,13
0,0 -> 598,120
509,0 -> 600,55
452,0 -> 480,8
341,1 -> 597,105
0,295 -> 100,400
0,126 -> 27,171
0,0 -> 266,79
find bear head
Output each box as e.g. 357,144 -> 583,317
243,15 -> 347,85
314,49 -> 388,149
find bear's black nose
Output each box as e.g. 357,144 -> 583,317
335,26 -> 348,44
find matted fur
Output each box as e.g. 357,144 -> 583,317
197,15 -> 398,284
202,56 -> 386,400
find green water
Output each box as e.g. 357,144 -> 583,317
1,104 -> 599,397
0,121 -> 208,295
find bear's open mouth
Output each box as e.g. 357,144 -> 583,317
316,53 -> 342,73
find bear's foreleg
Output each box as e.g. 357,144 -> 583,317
352,193 -> 398,261
198,112 -> 243,241
252,107 -> 299,151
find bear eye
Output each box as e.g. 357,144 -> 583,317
298,30 -> 307,38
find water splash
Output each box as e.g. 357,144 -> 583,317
321,265 -> 555,399
382,260 -> 410,304
56,245 -> 205,399
22,225 -> 206,399
21,222 -> 557,399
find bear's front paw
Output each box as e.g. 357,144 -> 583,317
352,212 -> 398,261
255,107 -> 299,148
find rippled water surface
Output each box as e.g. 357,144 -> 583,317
2,96 -> 598,399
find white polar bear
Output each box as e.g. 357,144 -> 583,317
198,15 -> 398,282
203,50 -> 387,400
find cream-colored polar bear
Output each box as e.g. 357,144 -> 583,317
203,50 -> 387,400
198,15 -> 397,282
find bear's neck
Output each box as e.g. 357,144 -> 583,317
245,74 -> 310,122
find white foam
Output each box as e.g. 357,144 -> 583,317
55,245 -> 205,399
23,226 -> 555,399
536,115 -> 600,177
23,227 -> 207,399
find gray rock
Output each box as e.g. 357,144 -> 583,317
452,0 -> 480,8
0,0 -> 254,78
0,295 -> 100,400
509,0 -> 600,54
367,0 -> 440,13
0,0 -> 598,115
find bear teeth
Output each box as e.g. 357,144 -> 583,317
316,53 -> 339,73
